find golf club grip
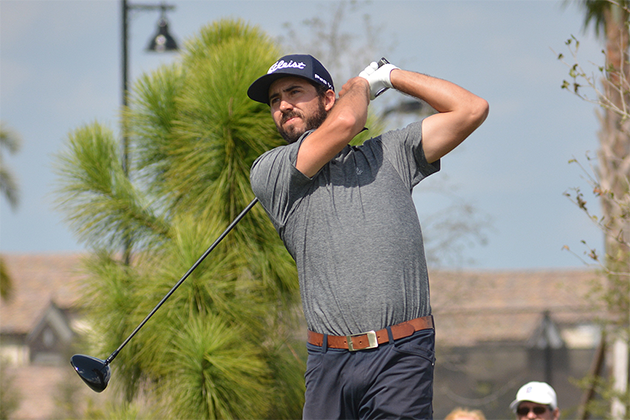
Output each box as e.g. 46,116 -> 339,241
104,197 -> 259,365
375,57 -> 390,98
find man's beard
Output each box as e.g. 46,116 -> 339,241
276,98 -> 328,144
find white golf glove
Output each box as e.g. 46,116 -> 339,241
358,61 -> 399,100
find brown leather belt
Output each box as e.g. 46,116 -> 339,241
307,315 -> 434,351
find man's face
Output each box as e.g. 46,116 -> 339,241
515,402 -> 559,420
268,76 -> 331,143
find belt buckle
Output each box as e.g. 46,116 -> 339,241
347,330 -> 378,351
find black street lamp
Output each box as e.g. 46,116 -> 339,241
146,10 -> 179,53
121,1 -> 178,263
121,0 -> 178,176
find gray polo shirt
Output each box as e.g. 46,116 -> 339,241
250,121 -> 439,336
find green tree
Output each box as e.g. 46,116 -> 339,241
0,123 -> 21,301
54,19 -> 304,419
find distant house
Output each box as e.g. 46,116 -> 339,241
0,253 -> 95,419
0,254 -> 86,366
0,254 -> 607,419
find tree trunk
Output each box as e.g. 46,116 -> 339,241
598,5 -> 630,420
598,4 -> 630,262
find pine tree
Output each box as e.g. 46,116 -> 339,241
54,19 -> 304,419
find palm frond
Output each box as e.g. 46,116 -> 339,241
0,123 -> 21,153
0,257 -> 13,301
53,123 -> 170,251
0,123 -> 21,209
0,165 -> 19,210
576,0 -> 630,38
156,313 -> 272,419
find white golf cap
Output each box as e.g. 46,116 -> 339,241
510,381 -> 557,411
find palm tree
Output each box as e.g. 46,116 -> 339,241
574,1 -> 630,418
54,19 -> 304,419
0,123 -> 21,301
577,1 -> 630,263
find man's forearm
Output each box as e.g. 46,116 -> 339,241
296,77 -> 370,177
390,70 -> 482,115
390,69 -> 489,163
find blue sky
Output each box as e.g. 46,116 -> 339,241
1,0 -> 605,269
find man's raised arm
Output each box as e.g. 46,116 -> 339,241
390,69 -> 489,163
296,77 -> 371,177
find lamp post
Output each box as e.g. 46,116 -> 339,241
121,1 -> 178,263
121,0 -> 178,176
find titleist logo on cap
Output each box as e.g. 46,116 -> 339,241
268,59 -> 306,74
314,74 -> 332,88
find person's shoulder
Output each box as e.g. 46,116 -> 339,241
251,142 -> 301,178
254,143 -> 291,162
381,120 -> 424,138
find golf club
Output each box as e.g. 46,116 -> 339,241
374,57 -> 390,97
71,197 -> 259,392
71,56 -> 391,393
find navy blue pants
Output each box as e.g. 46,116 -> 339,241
302,328 -> 436,420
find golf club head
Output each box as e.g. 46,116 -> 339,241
70,354 -> 111,393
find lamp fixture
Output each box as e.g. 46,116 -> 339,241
146,11 -> 178,53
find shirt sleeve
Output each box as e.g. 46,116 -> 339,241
250,135 -> 312,231
379,120 -> 440,190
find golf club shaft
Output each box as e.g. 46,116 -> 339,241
104,197 -> 259,366
374,57 -> 390,98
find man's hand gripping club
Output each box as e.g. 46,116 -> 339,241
358,58 -> 399,100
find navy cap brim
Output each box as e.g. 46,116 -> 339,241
247,54 -> 334,105
247,72 -> 295,104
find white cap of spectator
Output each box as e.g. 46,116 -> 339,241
510,381 -> 557,411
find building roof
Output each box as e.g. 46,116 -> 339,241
0,253 -> 86,335
0,254 -> 607,418
429,269 -> 606,347
0,254 -> 606,346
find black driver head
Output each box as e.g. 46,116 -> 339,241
70,354 -> 111,393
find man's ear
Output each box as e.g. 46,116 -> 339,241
324,89 -> 336,111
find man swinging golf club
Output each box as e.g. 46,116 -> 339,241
248,54 -> 488,419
